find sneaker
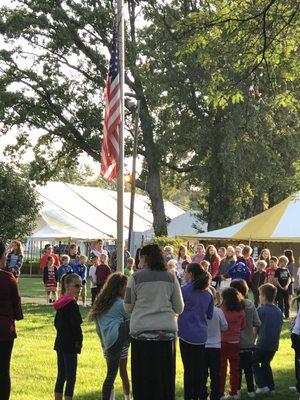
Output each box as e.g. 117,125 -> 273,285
255,387 -> 270,394
248,392 -> 256,397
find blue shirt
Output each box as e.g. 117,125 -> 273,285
256,303 -> 283,351
178,281 -> 214,344
96,298 -> 129,351
73,264 -> 87,284
57,264 -> 73,282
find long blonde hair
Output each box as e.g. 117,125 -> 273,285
12,240 -> 23,255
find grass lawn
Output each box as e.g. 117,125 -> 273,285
11,303 -> 297,400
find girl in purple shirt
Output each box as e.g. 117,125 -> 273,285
178,263 -> 214,400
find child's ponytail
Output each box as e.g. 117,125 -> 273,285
60,273 -> 79,295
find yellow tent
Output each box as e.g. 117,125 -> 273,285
181,192 -> 300,243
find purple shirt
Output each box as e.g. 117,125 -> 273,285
178,281 -> 214,344
192,253 -> 205,263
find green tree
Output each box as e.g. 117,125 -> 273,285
0,163 -> 40,241
0,0 -> 168,235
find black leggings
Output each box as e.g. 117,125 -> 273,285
102,320 -> 129,400
180,339 -> 206,400
0,340 -> 14,400
55,351 -> 77,397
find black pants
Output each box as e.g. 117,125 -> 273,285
252,349 -> 275,390
131,338 -> 176,400
252,286 -> 260,308
239,349 -> 255,393
0,340 -> 14,400
102,321 -> 129,400
55,351 -> 77,396
204,347 -> 221,400
292,334 -> 300,393
180,339 -> 206,400
91,287 -> 99,304
276,288 -> 290,317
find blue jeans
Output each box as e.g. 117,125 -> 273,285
54,351 -> 77,396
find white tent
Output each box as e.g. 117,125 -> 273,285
168,212 -> 206,237
30,181 -> 185,241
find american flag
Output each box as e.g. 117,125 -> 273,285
100,27 -> 121,181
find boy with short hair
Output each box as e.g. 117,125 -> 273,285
57,254 -> 73,282
124,257 -> 135,277
96,253 -> 111,293
253,283 -> 283,394
274,255 -> 291,318
73,255 -> 88,306
68,243 -> 80,266
252,260 -> 267,307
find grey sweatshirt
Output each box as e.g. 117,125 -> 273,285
240,299 -> 261,349
124,267 -> 184,336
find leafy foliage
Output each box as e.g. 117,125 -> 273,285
0,163 -> 40,241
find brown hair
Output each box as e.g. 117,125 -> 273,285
259,283 -> 277,303
46,256 -> 55,267
61,273 -> 82,295
230,279 -> 249,297
187,263 -> 211,290
88,272 -> 128,320
222,287 -> 245,311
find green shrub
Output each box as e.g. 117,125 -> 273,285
22,261 -> 41,275
146,236 -> 193,255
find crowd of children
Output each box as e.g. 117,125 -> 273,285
46,241 -> 300,400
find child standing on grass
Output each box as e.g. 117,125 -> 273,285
43,256 -> 58,303
230,279 -> 261,398
274,255 -> 291,318
178,264 -> 214,400
53,273 -> 83,400
220,287 -> 246,400
89,273 -> 130,400
89,255 -> 100,304
253,283 -> 283,395
204,286 -> 228,400
73,255 -> 88,306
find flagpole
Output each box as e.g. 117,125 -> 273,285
117,0 -> 124,272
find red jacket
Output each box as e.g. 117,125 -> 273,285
221,307 -> 245,343
0,270 -> 23,341
40,253 -> 61,269
96,264 -> 111,286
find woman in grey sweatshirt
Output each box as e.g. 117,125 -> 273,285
124,244 -> 184,400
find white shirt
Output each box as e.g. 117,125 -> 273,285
91,248 -> 108,258
89,265 -> 97,288
206,307 -> 228,348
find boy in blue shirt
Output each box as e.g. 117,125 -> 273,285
73,255 -> 88,306
253,283 -> 283,394
57,255 -> 73,282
